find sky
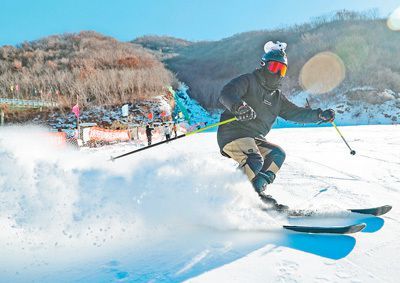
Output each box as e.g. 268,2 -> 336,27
0,0 -> 399,46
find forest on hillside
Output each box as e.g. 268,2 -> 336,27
1,10 -> 399,115
137,10 -> 400,109
0,31 -> 177,109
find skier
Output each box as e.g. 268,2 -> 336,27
217,41 -> 335,210
163,123 -> 172,141
146,124 -> 154,146
172,123 -> 178,137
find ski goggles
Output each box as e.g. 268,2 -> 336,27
266,61 -> 287,77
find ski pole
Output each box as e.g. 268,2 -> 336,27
110,117 -> 237,161
330,121 -> 356,155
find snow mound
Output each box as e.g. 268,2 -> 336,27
0,126 -> 277,282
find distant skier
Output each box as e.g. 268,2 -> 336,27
172,123 -> 178,137
217,41 -> 335,210
146,124 -> 154,145
163,123 -> 172,141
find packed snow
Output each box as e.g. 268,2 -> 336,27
286,89 -> 400,127
0,123 -> 399,282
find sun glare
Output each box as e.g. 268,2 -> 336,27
299,52 -> 345,94
387,6 -> 400,30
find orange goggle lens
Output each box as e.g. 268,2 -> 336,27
267,61 -> 287,77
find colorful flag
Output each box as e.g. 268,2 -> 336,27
72,104 -> 80,118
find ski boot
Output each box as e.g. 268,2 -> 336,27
258,193 -> 289,212
252,171 -> 276,193
251,171 -> 275,193
252,171 -> 288,212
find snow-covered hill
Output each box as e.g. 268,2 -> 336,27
0,124 -> 399,282
171,86 -> 400,128
284,89 -> 400,127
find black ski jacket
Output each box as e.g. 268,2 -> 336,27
217,69 -> 322,150
146,125 -> 154,137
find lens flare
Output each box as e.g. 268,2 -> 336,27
299,52 -> 345,94
387,7 -> 400,30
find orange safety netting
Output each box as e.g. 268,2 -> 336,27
47,132 -> 67,147
89,126 -> 131,142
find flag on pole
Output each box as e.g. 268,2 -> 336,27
72,104 -> 80,118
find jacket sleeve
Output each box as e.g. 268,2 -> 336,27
218,74 -> 250,112
279,94 -> 322,123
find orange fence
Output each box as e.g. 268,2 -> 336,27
89,126 -> 131,142
80,123 -> 189,145
47,132 -> 67,147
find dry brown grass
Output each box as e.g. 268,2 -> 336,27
0,31 -> 177,109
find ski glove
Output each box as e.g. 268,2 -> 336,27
233,102 -> 257,121
319,109 -> 335,123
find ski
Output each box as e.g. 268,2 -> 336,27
283,223 -> 366,234
283,205 -> 392,217
348,205 -> 392,216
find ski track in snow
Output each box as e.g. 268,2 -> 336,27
0,125 -> 399,282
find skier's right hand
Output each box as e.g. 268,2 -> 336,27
233,102 -> 256,121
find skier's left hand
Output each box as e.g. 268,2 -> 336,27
319,109 -> 335,123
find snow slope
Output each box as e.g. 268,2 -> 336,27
285,89 -> 400,127
0,124 -> 399,282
